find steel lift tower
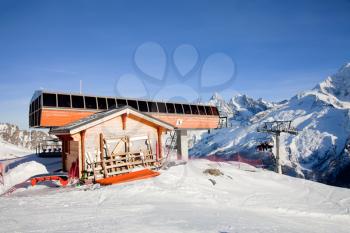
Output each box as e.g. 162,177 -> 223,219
257,121 -> 298,174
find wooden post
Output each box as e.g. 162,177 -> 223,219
157,127 -> 162,161
100,133 -> 108,178
121,113 -> 127,130
80,130 -> 86,178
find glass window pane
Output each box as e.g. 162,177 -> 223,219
127,99 -> 138,109
43,93 -> 57,107
30,114 -> 34,127
148,102 -> 158,112
57,94 -> 71,108
157,102 -> 167,113
166,103 -> 175,113
175,104 -> 184,114
31,101 -> 34,113
35,97 -> 39,111
190,105 -> 199,115
85,96 -> 97,109
138,101 -> 148,112
117,99 -> 127,107
38,96 -> 41,109
37,110 -> 41,126
72,95 -> 84,108
211,106 -> 219,115
97,97 -> 107,110
205,106 -> 213,115
198,105 -> 206,115
107,98 -> 116,109
183,104 -> 191,114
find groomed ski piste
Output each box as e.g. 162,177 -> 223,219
1,142 -> 350,233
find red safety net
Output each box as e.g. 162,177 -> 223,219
206,154 -> 264,167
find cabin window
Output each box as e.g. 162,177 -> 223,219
175,104 -> 184,114
107,98 -> 116,109
211,106 -> 219,115
183,104 -> 191,114
138,101 -> 148,112
43,93 -> 57,107
57,94 -> 71,108
85,96 -> 97,109
72,95 -> 84,108
190,105 -> 199,115
117,99 -> 127,107
30,114 -> 34,127
166,103 -> 175,113
35,96 -> 41,110
37,110 -> 41,125
198,105 -> 206,115
33,112 -> 37,126
148,102 -> 158,112
157,102 -> 167,113
97,98 -> 107,110
127,99 -> 138,109
34,97 -> 39,111
205,106 -> 213,115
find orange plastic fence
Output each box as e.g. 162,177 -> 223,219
31,176 -> 69,187
95,169 -> 160,185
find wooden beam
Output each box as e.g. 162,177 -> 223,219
157,127 -> 163,161
80,130 -> 86,177
121,113 -> 127,130
99,133 -> 107,178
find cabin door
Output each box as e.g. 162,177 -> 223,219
66,141 -> 79,174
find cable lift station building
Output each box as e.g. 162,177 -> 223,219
29,90 -> 221,180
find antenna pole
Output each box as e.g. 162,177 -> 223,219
80,80 -> 82,94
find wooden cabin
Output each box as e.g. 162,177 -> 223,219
29,90 -> 220,130
50,106 -> 174,180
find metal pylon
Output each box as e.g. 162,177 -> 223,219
257,121 -> 298,174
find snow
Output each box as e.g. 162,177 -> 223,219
192,63 -> 350,183
0,140 -> 62,195
0,159 -> 350,232
0,140 -> 32,160
0,161 -> 48,194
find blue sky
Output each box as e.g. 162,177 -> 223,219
0,0 -> 350,129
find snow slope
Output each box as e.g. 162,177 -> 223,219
0,140 -> 32,160
0,160 -> 349,233
191,63 -> 350,183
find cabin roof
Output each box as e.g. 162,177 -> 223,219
49,106 -> 174,135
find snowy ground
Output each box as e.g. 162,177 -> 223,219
0,140 -> 32,160
1,158 -> 350,233
0,140 -> 61,194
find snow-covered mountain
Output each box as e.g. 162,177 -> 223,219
192,63 -> 350,185
208,93 -> 235,117
0,123 -> 52,150
209,92 -> 275,123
